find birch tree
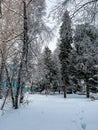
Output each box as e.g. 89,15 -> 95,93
0,0 -> 50,109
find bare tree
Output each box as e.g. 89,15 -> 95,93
0,0 -> 52,109
0,0 -> 23,99
50,0 -> 98,24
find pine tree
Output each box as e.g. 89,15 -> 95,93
43,47 -> 58,93
74,23 -> 98,97
59,10 -> 72,98
52,46 -> 63,93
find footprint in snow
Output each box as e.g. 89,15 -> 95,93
81,122 -> 87,130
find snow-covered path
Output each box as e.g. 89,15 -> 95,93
0,94 -> 98,130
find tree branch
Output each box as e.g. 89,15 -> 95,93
71,0 -> 98,18
2,32 -> 23,43
26,0 -> 33,8
2,2 -> 24,18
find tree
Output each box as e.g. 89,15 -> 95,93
0,0 -> 50,109
52,45 -> 63,93
15,0 -> 48,108
74,23 -> 98,97
14,1 -> 28,108
59,10 -> 72,98
51,0 -> 98,23
40,47 -> 58,94
0,0 -> 23,99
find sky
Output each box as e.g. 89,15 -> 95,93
45,0 -> 88,51
46,0 -> 59,51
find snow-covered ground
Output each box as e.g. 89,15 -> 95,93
0,94 -> 98,130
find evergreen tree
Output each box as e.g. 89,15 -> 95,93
43,47 -> 58,93
74,23 -> 98,97
53,45 -> 63,93
59,10 -> 72,98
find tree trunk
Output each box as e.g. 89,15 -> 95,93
1,88 -> 10,110
20,83 -> 24,103
14,1 -> 28,109
5,67 -> 15,107
64,85 -> 66,98
14,65 -> 21,109
0,0 -> 2,18
1,67 -> 15,110
0,45 -> 7,99
0,59 -> 5,99
86,85 -> 90,98
63,80 -> 67,98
